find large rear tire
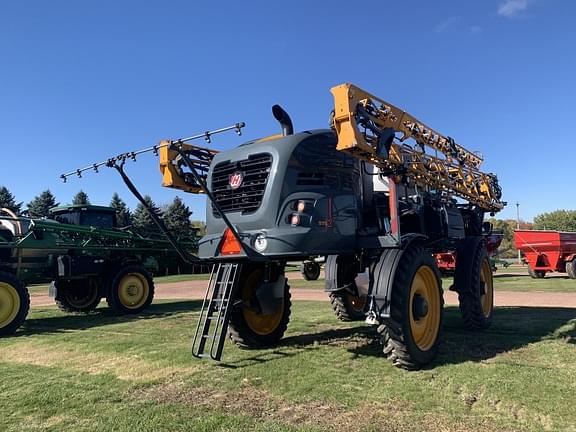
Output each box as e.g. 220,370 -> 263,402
454,237 -> 494,330
377,244 -> 443,370
229,266 -> 291,348
55,279 -> 101,313
0,271 -> 29,336
107,265 -> 154,314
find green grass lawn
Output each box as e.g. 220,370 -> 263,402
1,300 -> 575,431
491,274 -> 576,292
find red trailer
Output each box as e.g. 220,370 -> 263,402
435,232 -> 503,274
514,230 -> 576,279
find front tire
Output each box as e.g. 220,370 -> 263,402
55,279 -> 101,313
454,237 -> 494,330
107,265 -> 154,314
377,244 -> 443,370
229,266 -> 291,348
0,271 -> 29,336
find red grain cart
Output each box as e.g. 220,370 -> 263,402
514,230 -> 576,279
435,232 -> 503,274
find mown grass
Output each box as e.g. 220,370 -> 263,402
491,274 -> 576,292
1,300 -> 575,431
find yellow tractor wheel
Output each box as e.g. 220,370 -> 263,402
107,265 -> 154,314
0,271 -> 30,336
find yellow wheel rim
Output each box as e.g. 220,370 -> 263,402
409,266 -> 441,352
480,258 -> 494,318
346,293 -> 366,312
118,273 -> 149,309
0,282 -> 21,329
242,269 -> 284,336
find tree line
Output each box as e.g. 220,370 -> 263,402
0,185 -> 206,242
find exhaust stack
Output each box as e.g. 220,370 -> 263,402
272,104 -> 294,136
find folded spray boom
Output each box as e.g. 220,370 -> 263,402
60,122 -> 246,263
60,122 -> 245,182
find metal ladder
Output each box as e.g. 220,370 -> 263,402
192,262 -> 242,360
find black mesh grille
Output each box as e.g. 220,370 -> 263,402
211,153 -> 272,215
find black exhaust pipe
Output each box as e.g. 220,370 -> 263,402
272,104 -> 293,136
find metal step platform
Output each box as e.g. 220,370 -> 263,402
192,262 -> 242,360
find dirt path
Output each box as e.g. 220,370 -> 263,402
29,274 -> 576,308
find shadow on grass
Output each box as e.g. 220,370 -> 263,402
231,306 -> 576,367
16,300 -> 203,337
435,306 -> 576,366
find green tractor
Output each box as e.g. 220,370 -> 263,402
0,204 -> 183,336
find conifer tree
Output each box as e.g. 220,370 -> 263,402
27,190 -> 59,218
0,186 -> 22,214
132,195 -> 162,235
110,193 -> 132,228
72,190 -> 90,205
163,196 -> 194,239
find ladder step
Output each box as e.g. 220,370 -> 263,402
192,263 -> 242,361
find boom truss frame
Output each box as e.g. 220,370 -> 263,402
330,83 -> 504,212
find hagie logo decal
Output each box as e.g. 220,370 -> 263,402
229,172 -> 243,189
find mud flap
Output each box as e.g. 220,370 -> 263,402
255,274 -> 286,315
324,255 -> 359,295
369,234 -> 426,318
369,248 -> 404,318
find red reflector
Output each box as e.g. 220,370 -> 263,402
219,228 -> 242,255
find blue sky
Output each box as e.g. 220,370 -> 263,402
0,0 -> 573,222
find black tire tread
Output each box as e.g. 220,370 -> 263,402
55,280 -> 101,313
55,297 -> 100,314
454,237 -> 493,330
329,291 -> 366,321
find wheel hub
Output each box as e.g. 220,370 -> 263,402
412,294 -> 429,320
126,284 -> 138,297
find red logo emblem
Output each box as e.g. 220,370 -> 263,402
229,172 -> 243,189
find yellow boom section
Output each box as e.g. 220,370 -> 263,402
330,83 -> 504,212
159,140 -> 218,194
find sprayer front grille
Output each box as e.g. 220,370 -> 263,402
211,153 -> 272,215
